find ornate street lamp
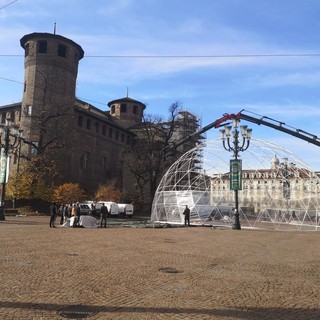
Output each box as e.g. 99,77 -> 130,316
0,119 -> 23,221
219,117 -> 252,230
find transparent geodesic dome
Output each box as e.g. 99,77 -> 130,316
151,138 -> 320,231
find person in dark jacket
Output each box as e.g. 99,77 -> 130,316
183,205 -> 191,227
73,202 -> 81,227
49,202 -> 57,228
100,203 -> 108,228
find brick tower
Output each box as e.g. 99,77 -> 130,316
19,32 -> 84,157
108,96 -> 146,128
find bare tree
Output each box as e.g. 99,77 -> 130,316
124,101 -> 200,208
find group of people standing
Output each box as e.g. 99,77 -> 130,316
50,202 -> 190,228
49,202 -> 109,228
49,202 -> 81,228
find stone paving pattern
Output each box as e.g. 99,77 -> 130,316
0,216 -> 320,319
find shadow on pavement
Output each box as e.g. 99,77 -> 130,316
0,301 -> 319,319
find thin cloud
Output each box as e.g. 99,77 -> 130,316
243,71 -> 320,88
73,32 -> 296,85
244,104 -> 320,119
98,0 -> 134,16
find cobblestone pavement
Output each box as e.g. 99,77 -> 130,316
0,215 -> 320,320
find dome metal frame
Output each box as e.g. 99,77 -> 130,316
151,138 -> 320,231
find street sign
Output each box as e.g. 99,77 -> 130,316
230,159 -> 242,190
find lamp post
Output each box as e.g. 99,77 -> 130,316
0,119 -> 23,221
219,118 -> 252,230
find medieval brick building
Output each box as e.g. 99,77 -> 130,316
0,32 -> 202,205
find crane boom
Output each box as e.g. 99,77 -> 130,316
238,111 -> 320,147
166,110 -> 320,150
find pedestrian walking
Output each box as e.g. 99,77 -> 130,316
49,202 -> 57,228
100,203 -> 108,228
183,205 -> 190,227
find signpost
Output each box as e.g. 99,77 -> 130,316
0,153 -> 7,184
230,159 -> 242,191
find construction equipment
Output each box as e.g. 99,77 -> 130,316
166,109 -> 320,149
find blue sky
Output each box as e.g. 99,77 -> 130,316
1,0 -> 320,168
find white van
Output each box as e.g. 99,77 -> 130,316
118,204 -> 134,218
96,201 -> 119,216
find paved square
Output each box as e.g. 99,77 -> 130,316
0,216 -> 319,319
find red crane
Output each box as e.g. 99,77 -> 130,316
166,109 -> 320,150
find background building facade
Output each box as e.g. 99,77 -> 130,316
211,155 -> 320,214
